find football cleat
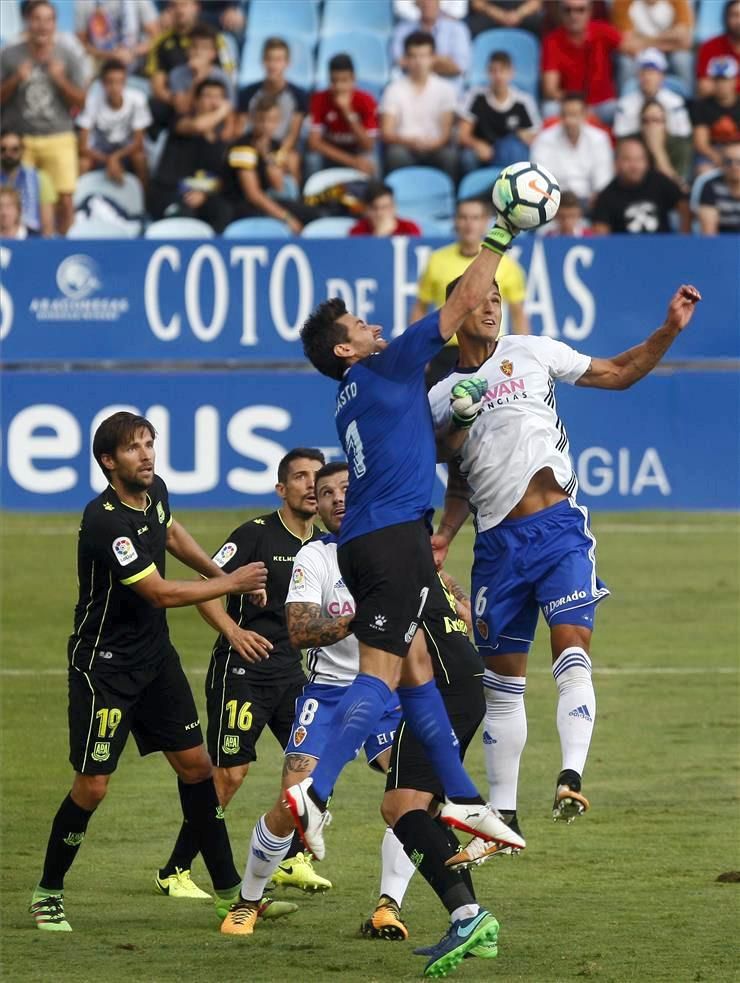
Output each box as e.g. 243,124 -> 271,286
219,896 -> 298,935
440,801 -> 526,852
155,867 -> 212,899
282,778 -> 332,861
415,910 -> 499,977
553,785 -> 590,823
361,896 -> 409,941
271,852 -> 333,892
29,890 -> 72,932
446,814 -> 524,870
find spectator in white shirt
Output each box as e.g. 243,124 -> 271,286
395,0 -> 469,18
77,58 -> 152,188
391,0 -> 472,85
381,31 -> 459,177
530,91 -> 614,207
613,48 -> 692,139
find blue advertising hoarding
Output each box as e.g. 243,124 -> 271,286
1,369 -> 737,512
1,237 -> 738,363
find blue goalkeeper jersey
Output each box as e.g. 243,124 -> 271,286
335,311 -> 445,546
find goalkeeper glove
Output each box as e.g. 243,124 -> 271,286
482,211 -> 519,256
450,377 -> 488,430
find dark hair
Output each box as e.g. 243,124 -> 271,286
364,181 -> 394,205
404,30 -> 435,54
616,135 -> 647,153
329,53 -> 355,75
489,50 -> 512,67
725,0 -> 740,31
252,93 -> 280,114
640,97 -> 665,119
100,58 -> 127,78
0,129 -> 22,142
188,23 -> 217,44
277,448 -> 326,484
562,91 -> 586,106
315,461 -> 349,488
194,77 -> 227,99
456,195 -> 492,214
93,412 -> 156,479
262,36 -> 290,57
558,190 -> 582,210
301,298 -> 351,380
22,0 -> 54,19
445,274 -> 499,301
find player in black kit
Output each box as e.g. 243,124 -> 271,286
29,412 -> 268,932
156,448 -> 331,901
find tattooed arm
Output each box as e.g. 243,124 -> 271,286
286,601 -> 353,649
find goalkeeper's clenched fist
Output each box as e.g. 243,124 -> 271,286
450,377 -> 489,429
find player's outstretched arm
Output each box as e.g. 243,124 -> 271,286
165,519 -> 228,578
128,562 -> 267,609
431,459 -> 472,570
197,598 -> 273,663
286,601 -> 353,649
577,284 -> 701,391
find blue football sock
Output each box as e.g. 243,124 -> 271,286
310,673 -> 393,803
397,680 -> 481,801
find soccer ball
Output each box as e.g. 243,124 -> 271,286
492,162 -> 561,230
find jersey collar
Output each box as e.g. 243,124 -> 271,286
276,508 -> 316,545
107,483 -> 152,514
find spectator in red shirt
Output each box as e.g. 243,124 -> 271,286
696,0 -> 740,98
306,54 -> 378,178
542,0 -> 638,123
349,182 -> 422,236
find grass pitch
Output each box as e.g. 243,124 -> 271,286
1,509 -> 738,983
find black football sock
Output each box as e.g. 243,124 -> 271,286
393,810 -> 475,915
434,816 -> 476,900
281,831 -> 304,862
159,819 -> 200,879
178,778 -> 239,892
39,794 -> 94,892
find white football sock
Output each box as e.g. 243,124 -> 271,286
451,903 -> 480,924
552,647 -> 596,778
241,815 -> 293,902
379,826 -> 416,906
482,669 -> 527,811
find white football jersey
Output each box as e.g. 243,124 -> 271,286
285,537 -> 358,686
429,336 -> 591,532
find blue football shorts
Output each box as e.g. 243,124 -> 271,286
472,498 -> 610,654
285,682 -> 401,770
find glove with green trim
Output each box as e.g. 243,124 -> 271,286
450,377 -> 489,429
482,200 -> 520,256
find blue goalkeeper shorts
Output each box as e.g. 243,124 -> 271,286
472,498 -> 610,654
285,682 -> 401,771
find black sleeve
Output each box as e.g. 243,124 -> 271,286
87,512 -> 158,586
658,172 -> 687,205
290,83 -> 309,114
211,521 -> 261,574
591,185 -> 614,226
698,177 -> 719,207
690,98 -> 712,127
237,82 -> 259,114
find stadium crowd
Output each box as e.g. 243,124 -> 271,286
0,0 -> 739,239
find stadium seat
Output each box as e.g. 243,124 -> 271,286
73,171 -> 145,218
385,166 -> 456,221
470,29 -> 540,97
239,33 -> 314,89
321,0 -> 393,38
301,216 -> 356,237
316,32 -> 390,88
223,217 -> 292,238
458,166 -> 502,200
302,166 -> 371,197
247,0 -> 320,41
144,217 -> 215,239
695,0 -> 725,42
620,74 -> 692,100
0,0 -> 22,45
66,217 -> 138,239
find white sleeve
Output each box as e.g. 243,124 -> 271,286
536,337 -> 591,385
132,91 -> 153,130
285,543 -> 325,606
428,380 -> 453,429
75,87 -> 98,130
591,130 -> 615,195
380,80 -> 400,118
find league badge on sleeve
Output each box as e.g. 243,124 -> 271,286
213,542 -> 237,568
112,537 -> 138,567
156,501 -> 166,524
292,566 -> 306,593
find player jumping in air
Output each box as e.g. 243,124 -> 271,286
429,279 -> 701,865
290,208 -> 527,972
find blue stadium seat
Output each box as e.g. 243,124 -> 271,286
385,166 -> 456,221
67,217 -> 138,239
301,216 -> 356,237
689,167 -> 722,213
458,166 -> 502,200
247,0 -> 320,42
145,217 -> 215,239
73,171 -> 145,218
239,33 -> 314,89
470,29 -> 540,97
223,217 -> 292,238
321,0 -> 393,38
316,32 -> 390,88
695,0 -> 725,42
0,0 -> 22,45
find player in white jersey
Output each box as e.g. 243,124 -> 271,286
429,277 -> 701,861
